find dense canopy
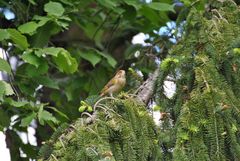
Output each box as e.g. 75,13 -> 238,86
0,0 -> 240,161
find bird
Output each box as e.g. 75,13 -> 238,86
100,70 -> 126,97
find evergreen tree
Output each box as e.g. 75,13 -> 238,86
39,0 -> 240,161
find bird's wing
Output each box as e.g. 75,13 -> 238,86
100,77 -> 117,94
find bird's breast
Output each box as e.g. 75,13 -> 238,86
118,77 -> 126,87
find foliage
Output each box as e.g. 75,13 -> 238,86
0,0 -> 176,160
155,0 -> 240,160
38,96 -> 161,161
1,0 -> 240,160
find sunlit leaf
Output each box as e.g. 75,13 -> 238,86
44,1 -> 65,16
53,50 -> 78,74
18,22 -> 39,35
0,58 -> 11,74
7,29 -> 29,50
0,80 -> 14,100
40,47 -> 63,57
22,50 -> 42,67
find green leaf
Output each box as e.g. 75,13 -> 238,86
123,0 -> 141,10
79,49 -> 116,67
4,98 -> 29,108
0,58 -> 11,74
25,62 -> 49,77
35,76 -> 59,89
7,29 -> 29,50
28,0 -> 37,5
147,2 -> 175,12
46,106 -> 69,120
0,81 -> 14,100
53,50 -> 78,74
44,1 -> 65,16
22,50 -> 42,67
20,112 -> 36,127
96,51 -> 117,67
38,110 -> 59,125
40,47 -> 63,57
97,0 -> 118,9
79,51 -> 101,67
0,110 -> 10,130
0,29 -> 10,41
180,0 -> 191,6
30,22 -> 60,48
18,22 -> 39,35
33,16 -> 51,27
140,6 -> 162,25
0,81 -> 14,95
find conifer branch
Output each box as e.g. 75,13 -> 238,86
136,67 -> 160,105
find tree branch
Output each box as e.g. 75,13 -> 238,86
136,67 -> 160,105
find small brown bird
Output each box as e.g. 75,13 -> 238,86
100,70 -> 126,97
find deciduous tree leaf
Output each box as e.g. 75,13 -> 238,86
46,106 -> 69,120
7,29 -> 29,50
123,0 -> 141,10
20,112 -> 36,127
97,0 -> 118,9
28,0 -> 37,5
35,76 -> 59,89
29,22 -> 59,48
52,50 -> 78,74
22,50 -> 42,67
79,51 -> 101,67
24,61 -> 49,77
40,47 -> 63,57
44,1 -> 65,16
18,22 -> 39,35
38,110 -> 59,125
4,98 -> 29,108
96,50 -> 117,67
0,58 -> 11,74
0,29 -> 10,41
0,80 -> 14,100
147,2 -> 175,12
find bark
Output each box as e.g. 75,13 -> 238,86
136,67 -> 160,105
